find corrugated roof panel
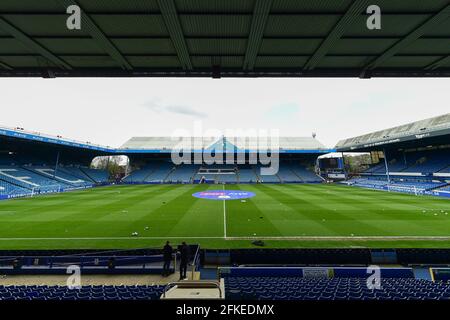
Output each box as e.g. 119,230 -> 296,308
255,56 -> 309,68
0,56 -> 58,68
398,39 -> 450,55
77,0 -> 160,12
175,0 -> 256,13
191,56 -> 244,68
0,0 -> 61,12
259,39 -> 322,55
180,15 -> 252,37
424,19 -> 450,36
35,38 -> 105,54
372,0 -> 449,12
265,15 -> 340,37
187,38 -> 247,55
379,56 -> 443,68
112,39 -> 176,55
121,136 -> 327,150
61,55 -> 119,67
127,56 -> 181,68
318,56 -> 372,68
344,15 -> 433,37
91,14 -> 169,37
0,39 -> 34,54
0,15 -> 88,37
329,38 -> 398,55
271,0 -> 353,12
336,113 -> 450,149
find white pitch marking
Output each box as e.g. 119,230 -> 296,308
0,236 -> 225,241
1,236 -> 450,241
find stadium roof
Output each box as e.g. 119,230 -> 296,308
0,126 -> 333,155
335,113 -> 450,152
120,136 -> 332,153
0,0 -> 449,78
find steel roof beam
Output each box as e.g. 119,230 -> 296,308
57,0 -> 132,70
0,59 -> 12,70
363,4 -> 450,71
243,0 -> 273,70
0,18 -> 72,70
426,55 -> 450,70
303,0 -> 371,71
157,0 -> 192,70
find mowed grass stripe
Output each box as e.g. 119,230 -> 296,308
68,184 -> 193,237
258,184 -> 387,236
165,185 -> 224,237
0,185 -> 176,237
287,184 -> 450,235
275,184 -> 412,236
225,184 -> 283,237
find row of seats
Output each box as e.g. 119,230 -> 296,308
0,285 -> 164,300
346,178 -> 448,192
124,163 -> 321,184
0,165 -> 109,197
365,149 -> 450,175
225,277 -> 450,300
2,278 -> 449,300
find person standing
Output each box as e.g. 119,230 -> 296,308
179,242 -> 190,280
162,241 -> 173,276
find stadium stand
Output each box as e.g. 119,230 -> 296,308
166,165 -> 200,184
225,277 -> 450,300
335,114 -> 450,197
361,149 -> 450,176
144,162 -> 175,183
0,166 -> 68,192
123,162 -> 322,185
0,163 -> 108,198
27,166 -> 92,188
2,278 -> 450,301
122,164 -> 155,183
238,168 -> 258,183
217,173 -> 238,184
0,179 -> 31,197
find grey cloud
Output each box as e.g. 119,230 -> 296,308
142,101 -> 207,118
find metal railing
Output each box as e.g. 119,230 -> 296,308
191,245 -> 201,280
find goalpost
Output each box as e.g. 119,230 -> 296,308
29,185 -> 63,198
387,184 -> 420,196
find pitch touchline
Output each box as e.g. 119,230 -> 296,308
1,236 -> 450,241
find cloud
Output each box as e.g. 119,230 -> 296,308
165,105 -> 207,118
142,100 -> 207,118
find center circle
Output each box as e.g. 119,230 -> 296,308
192,190 -> 256,200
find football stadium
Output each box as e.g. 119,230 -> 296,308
0,0 -> 450,307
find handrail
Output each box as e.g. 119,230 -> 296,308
191,245 -> 201,280
163,280 -> 222,299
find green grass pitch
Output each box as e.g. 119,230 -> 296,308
0,184 -> 450,250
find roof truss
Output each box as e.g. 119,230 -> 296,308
157,0 -> 192,70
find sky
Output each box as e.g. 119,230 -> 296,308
0,77 -> 449,148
